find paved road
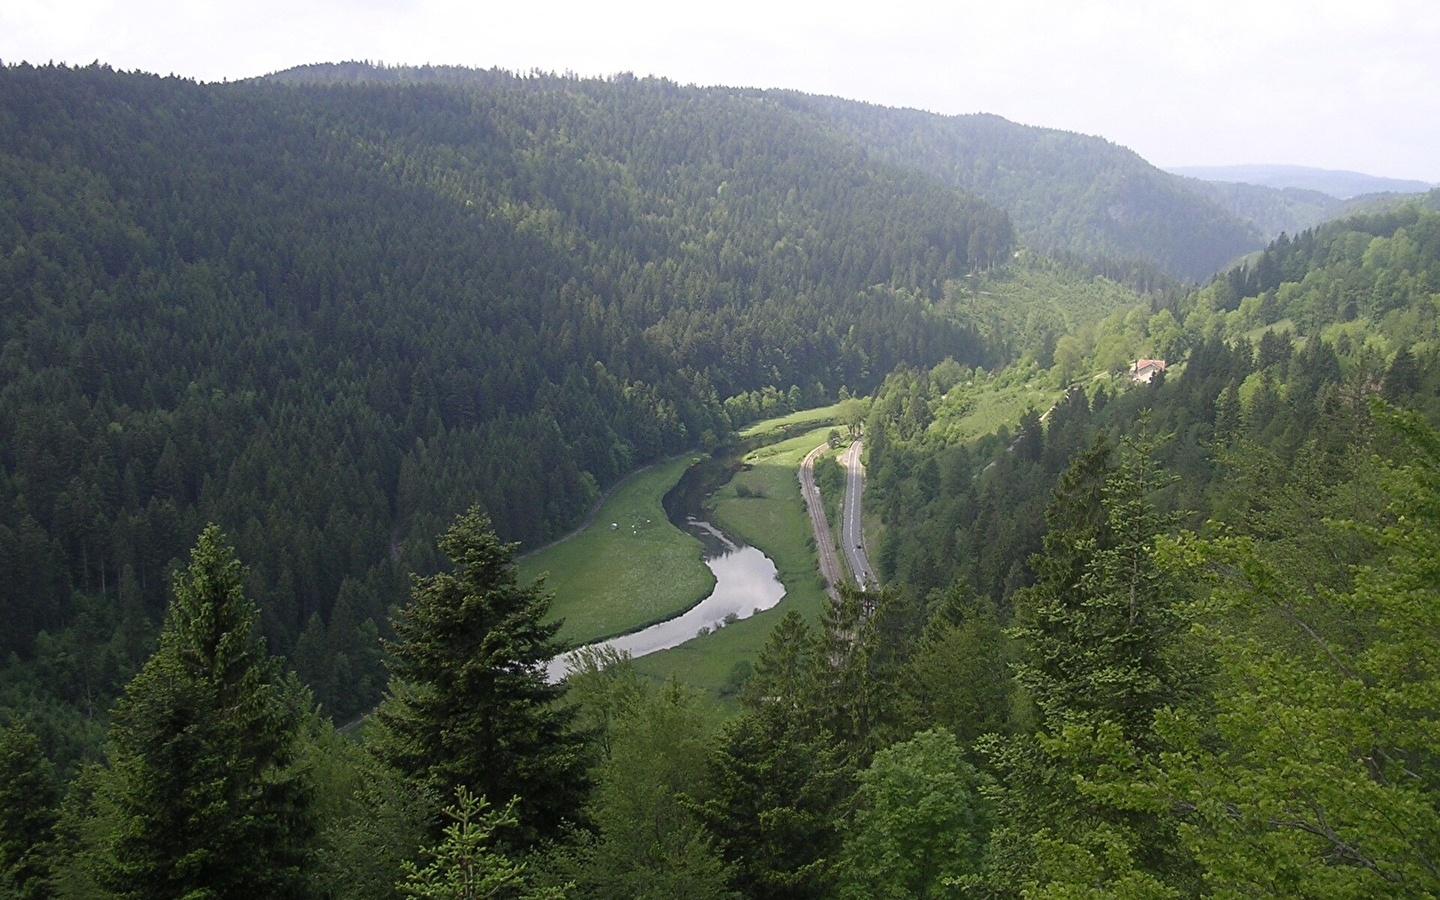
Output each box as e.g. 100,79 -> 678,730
839,440 -> 877,589
798,441 -> 843,598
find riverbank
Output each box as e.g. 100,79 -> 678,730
520,454 -> 714,644
632,426 -> 834,695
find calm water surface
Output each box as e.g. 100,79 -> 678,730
547,507 -> 785,681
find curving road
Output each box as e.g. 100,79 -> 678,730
839,439 -> 877,589
799,442 -> 843,598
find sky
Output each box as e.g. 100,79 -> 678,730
3,0 -> 1438,183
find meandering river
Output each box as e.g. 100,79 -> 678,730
546,460 -> 785,681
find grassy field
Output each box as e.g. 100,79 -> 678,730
515,411 -> 841,706
633,427 -> 833,696
519,455 -> 714,645
738,403 -> 841,439
930,379 -> 1064,446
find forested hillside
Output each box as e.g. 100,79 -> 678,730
5,202 -> 1439,900
5,55 -> 1440,900
1176,177 -> 1340,242
871,202 -> 1440,603
767,94 -> 1265,281
271,64 -> 1282,283
0,61 -> 1013,734
831,201 -> 1440,896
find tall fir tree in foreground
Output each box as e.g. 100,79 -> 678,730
371,506 -> 586,847
91,525 -> 314,900
695,613 -> 851,900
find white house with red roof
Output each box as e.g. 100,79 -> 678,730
1130,358 -> 1167,383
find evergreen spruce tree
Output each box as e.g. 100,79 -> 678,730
371,506 -> 586,847
0,720 -> 58,900
981,431 -> 1199,898
1011,430 -> 1186,745
692,707 -> 850,900
93,524 -> 314,900
397,788 -> 563,900
695,612 -> 851,900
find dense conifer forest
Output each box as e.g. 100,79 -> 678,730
0,61 -> 1012,734
3,60 -> 1440,900
272,62 -> 1282,283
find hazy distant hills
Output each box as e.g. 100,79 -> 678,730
1173,169 -> 1439,248
763,94 -> 1264,282
1176,178 -> 1342,241
1169,164 -> 1435,199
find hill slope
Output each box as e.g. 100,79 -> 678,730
762,94 -> 1265,282
0,62 -> 1015,723
1176,177 -> 1341,240
271,66 -> 1270,283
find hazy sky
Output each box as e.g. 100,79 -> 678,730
4,0 -> 1438,182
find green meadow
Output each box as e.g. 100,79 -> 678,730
518,412 -> 840,703
633,427 -> 833,695
737,402 -> 841,439
520,455 -> 714,644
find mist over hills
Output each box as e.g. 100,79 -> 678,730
1169,163 -> 1435,199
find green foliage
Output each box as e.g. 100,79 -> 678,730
371,507 -> 586,846
305,723 -> 435,900
1183,204 -> 1440,344
812,454 -> 845,532
691,706 -> 850,900
979,436 -> 1198,899
815,585 -> 926,764
1010,429 -> 1188,744
1156,407 -> 1440,899
397,787 -> 561,900
836,728 -> 988,900
737,611 -> 819,714
898,589 -> 1015,749
542,655 -> 733,900
0,720 -> 58,900
773,93 -> 1262,281
0,60 -> 1015,736
89,525 -> 315,900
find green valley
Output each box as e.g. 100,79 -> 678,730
6,50 -> 1440,900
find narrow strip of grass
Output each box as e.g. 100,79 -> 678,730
812,446 -> 846,542
520,455 -> 713,645
633,427 -> 834,697
738,403 -> 841,439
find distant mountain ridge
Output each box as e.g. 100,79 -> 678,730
1176,178 -> 1342,240
264,63 -> 1267,282
1168,164 -> 1435,199
758,94 -> 1264,282
266,66 -> 1440,282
